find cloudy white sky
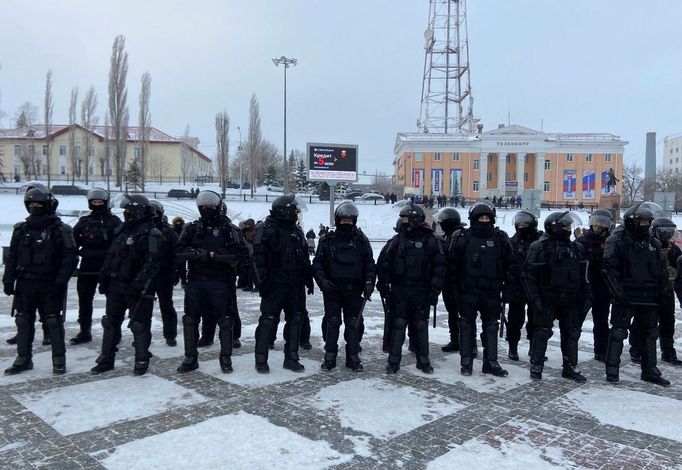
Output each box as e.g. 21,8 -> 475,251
0,0 -> 680,177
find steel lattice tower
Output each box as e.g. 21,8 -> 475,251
418,0 -> 478,134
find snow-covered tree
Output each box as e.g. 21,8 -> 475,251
263,165 -> 278,186
126,157 -> 143,192
294,158 -> 307,191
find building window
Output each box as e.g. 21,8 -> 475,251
42,145 -> 48,156
59,145 -> 66,156
672,149 -> 675,155
605,153 -> 612,162
88,145 -> 95,157
524,172 -> 528,182
676,158 -> 679,163
506,171 -> 511,179
473,159 -> 480,170
452,153 -> 460,161
544,181 -> 550,192
586,154 -> 593,162
134,146 -> 141,158
566,153 -> 573,162
524,155 -> 529,163
487,172 -> 492,182
415,153 -> 422,162
434,152 -> 441,161
544,160 -> 551,171
506,155 -> 511,163
677,147 -> 680,153
28,145 -> 35,157
13,145 -> 20,157
60,166 -> 66,175
473,180 -> 479,192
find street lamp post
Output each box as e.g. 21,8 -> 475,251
272,55 -> 297,193
237,126 -> 244,196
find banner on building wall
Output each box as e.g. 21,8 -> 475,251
450,169 -> 463,196
431,169 -> 443,195
412,169 -> 424,195
563,169 -> 576,199
582,170 -> 596,199
601,170 -> 615,195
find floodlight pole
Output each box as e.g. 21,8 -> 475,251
272,56 -> 297,193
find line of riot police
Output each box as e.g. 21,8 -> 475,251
3,185 -> 678,387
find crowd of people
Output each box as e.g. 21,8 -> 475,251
2,185 -> 679,388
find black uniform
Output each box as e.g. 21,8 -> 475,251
449,204 -> 513,377
152,218 -> 179,343
253,196 -> 314,374
72,207 -> 121,342
3,192 -> 77,375
94,197 -> 162,376
441,225 -> 466,352
378,212 -> 445,374
523,216 -> 589,382
505,229 -> 541,356
576,228 -> 611,359
176,209 -> 249,373
313,222 -> 375,371
602,203 -> 670,386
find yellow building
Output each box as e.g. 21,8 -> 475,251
393,124 -> 627,205
0,125 -> 213,183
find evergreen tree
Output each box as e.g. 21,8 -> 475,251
263,164 -> 278,186
294,158 -> 307,191
126,157 -> 143,192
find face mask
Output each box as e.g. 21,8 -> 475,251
29,205 -> 47,216
558,229 -> 572,241
517,226 -> 534,238
636,224 -> 650,237
199,207 -> 218,219
473,220 -> 493,232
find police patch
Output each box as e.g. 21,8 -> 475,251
486,240 -> 495,247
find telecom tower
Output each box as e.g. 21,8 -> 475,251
418,0 -> 478,134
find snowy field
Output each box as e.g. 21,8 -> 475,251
1,187 -> 682,469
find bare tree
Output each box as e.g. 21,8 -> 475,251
14,102 -> 38,128
103,114 -> 111,191
108,35 -> 129,187
149,155 -> 170,184
215,111 -> 230,196
80,85 -> 98,185
0,64 -> 6,127
247,94 -> 262,197
138,71 -> 151,191
68,87 -> 79,184
621,161 -> 644,206
44,70 -> 53,185
180,124 -> 191,185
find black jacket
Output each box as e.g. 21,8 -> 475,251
73,210 -> 122,274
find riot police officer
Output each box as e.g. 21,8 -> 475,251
603,203 -> 670,386
253,195 -> 314,374
576,209 -> 614,361
436,207 -> 467,353
3,187 -> 77,375
505,210 -> 542,361
176,191 -> 249,374
70,189 -> 122,345
522,211 -> 589,382
313,202 -> 375,372
149,200 -> 179,346
91,194 -> 162,376
448,202 -> 513,377
377,204 -> 445,374
650,217 -> 682,366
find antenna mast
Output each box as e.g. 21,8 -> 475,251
418,0 -> 478,134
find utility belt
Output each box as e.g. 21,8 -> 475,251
188,273 -> 234,283
17,272 -> 55,282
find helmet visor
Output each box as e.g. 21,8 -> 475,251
196,191 -> 221,207
636,202 -> 664,220
588,214 -> 612,229
513,212 -> 536,227
656,226 -> 676,241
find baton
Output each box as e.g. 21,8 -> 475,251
432,304 -> 437,328
499,302 -> 507,338
354,295 -> 370,329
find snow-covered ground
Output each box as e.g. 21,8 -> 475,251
1,188 -> 682,469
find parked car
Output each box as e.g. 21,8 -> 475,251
267,185 -> 284,192
343,191 -> 364,201
167,189 -> 193,199
51,185 -> 88,196
360,192 -> 384,200
226,181 -> 240,189
241,182 -> 251,189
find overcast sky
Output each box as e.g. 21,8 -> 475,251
1,0 -> 680,178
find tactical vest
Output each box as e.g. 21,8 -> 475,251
390,233 -> 432,285
15,223 -> 62,278
105,223 -> 152,283
326,231 -> 367,283
622,237 -> 661,295
186,219 -> 240,277
540,240 -> 582,297
461,232 -> 504,291
660,245 -> 677,284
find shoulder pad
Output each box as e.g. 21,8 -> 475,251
13,221 -> 25,230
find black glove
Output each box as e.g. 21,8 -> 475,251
377,282 -> 390,299
190,248 -> 209,262
3,283 -> 14,296
428,289 -> 440,307
319,279 -> 338,293
363,281 -> 374,299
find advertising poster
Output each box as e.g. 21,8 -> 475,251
306,143 -> 358,182
413,169 -> 424,195
431,169 -> 443,195
563,169 -> 576,199
450,169 -> 462,196
582,169 -> 595,199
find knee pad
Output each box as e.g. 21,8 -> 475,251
610,327 -> 628,342
260,315 -> 277,329
15,313 -> 30,330
393,317 -> 408,330
535,327 -> 553,342
218,315 -> 234,330
327,316 -> 342,329
415,320 -> 429,332
45,315 -> 62,331
289,312 -> 302,327
130,321 -> 146,335
182,315 -> 195,329
101,314 -> 114,329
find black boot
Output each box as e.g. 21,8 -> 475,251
605,327 -> 626,384
283,358 -> 305,372
417,358 -> 434,374
662,349 -> 682,366
255,315 -> 276,374
561,329 -> 585,383
177,356 -> 199,373
629,348 -> 641,364
414,320 -> 433,374
165,337 -> 177,347
232,338 -> 241,349
218,315 -> 234,373
177,315 -> 199,372
219,355 -> 233,374
322,316 -> 340,371
283,312 -> 304,372
507,340 -> 519,361
92,315 -> 117,374
482,361 -> 508,377
481,322 -> 507,377
459,316 -> 474,376
5,357 -> 33,375
441,339 -> 459,352
46,314 -> 67,375
8,313 -> 34,375
387,318 -> 407,375
530,363 -> 543,381
321,352 -> 337,371
641,367 -> 671,387
70,329 -> 92,345
385,363 -> 399,374
562,364 -> 586,383
6,334 -> 17,345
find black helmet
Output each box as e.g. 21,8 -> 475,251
651,217 -> 677,243
623,202 -> 661,235
334,201 -> 359,226
544,211 -> 577,240
399,204 -> 425,228
271,195 -> 298,223
196,191 -> 221,219
119,194 -> 151,221
23,181 -> 58,214
468,201 -> 496,224
87,188 -> 110,211
588,209 -> 614,233
436,207 -> 464,233
149,200 -> 164,218
24,187 -> 55,215
513,211 -> 538,232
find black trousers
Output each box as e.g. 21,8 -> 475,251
14,279 -> 65,363
76,274 -> 99,331
530,299 -> 580,368
153,274 -> 178,340
658,290 -> 677,352
255,284 -> 305,364
584,287 -> 611,355
199,281 -> 242,341
607,303 -> 659,376
321,287 -> 363,361
442,290 -> 460,343
459,291 -> 501,366
387,284 -> 430,367
506,299 -> 534,344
